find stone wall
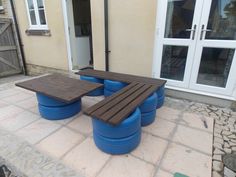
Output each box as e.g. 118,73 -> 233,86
26,64 -> 69,76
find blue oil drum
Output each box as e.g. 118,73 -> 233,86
139,93 -> 157,113
37,93 -> 81,120
104,79 -> 127,92
92,108 -> 141,138
80,76 -> 104,96
93,129 -> 141,155
156,86 -> 165,109
141,109 -> 156,126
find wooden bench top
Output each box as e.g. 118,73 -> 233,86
84,82 -> 158,125
15,74 -> 103,103
78,69 -> 166,87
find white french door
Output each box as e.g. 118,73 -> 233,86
153,0 -> 236,97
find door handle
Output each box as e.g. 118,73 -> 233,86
200,25 -> 212,40
186,24 -> 197,40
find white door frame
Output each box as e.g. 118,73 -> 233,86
153,0 -> 204,88
61,0 -> 74,72
153,0 -> 236,99
189,0 -> 236,96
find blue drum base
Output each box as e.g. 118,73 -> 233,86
104,79 -> 127,92
38,101 -> 81,120
36,93 -> 68,107
139,93 -> 157,113
93,129 -> 141,155
156,95 -> 165,109
156,86 -> 165,109
141,109 -> 156,126
80,76 -> 104,96
92,108 -> 141,139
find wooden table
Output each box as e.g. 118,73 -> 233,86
15,74 -> 103,103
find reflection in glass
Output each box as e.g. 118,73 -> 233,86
164,0 -> 196,39
206,0 -> 236,40
39,10 -> 46,24
197,48 -> 235,87
27,0 -> 34,10
161,45 -> 188,81
37,0 -> 44,8
30,11 -> 36,25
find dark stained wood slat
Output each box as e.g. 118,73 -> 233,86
92,84 -> 151,122
78,69 -> 166,86
108,85 -> 158,125
94,83 -> 145,117
84,82 -> 138,115
15,74 -> 103,103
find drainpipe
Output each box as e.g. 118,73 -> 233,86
104,0 -> 110,71
9,0 -> 27,75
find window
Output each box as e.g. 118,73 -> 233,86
26,0 -> 47,29
0,0 -> 4,10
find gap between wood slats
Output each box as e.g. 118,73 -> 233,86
93,84 -> 151,122
85,82 -> 138,115
109,85 -> 157,125
94,83 -> 145,117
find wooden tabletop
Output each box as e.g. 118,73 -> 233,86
15,74 -> 103,103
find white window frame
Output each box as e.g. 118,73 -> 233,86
25,0 -> 48,30
0,0 -> 4,10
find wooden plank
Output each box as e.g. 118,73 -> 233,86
0,22 -> 10,35
93,84 -> 151,122
16,74 -> 103,103
85,82 -> 138,115
0,56 -> 19,70
0,46 -> 17,51
108,85 -> 157,125
94,83 -> 145,117
78,69 -> 166,86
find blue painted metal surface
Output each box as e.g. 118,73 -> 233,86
141,109 -> 156,126
93,129 -> 141,155
80,76 -> 104,96
92,108 -> 141,138
38,100 -> 81,120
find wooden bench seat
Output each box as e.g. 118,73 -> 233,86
84,82 -> 159,125
78,69 -> 166,86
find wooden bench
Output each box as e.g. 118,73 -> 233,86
81,69 -> 166,125
84,82 -> 158,125
78,69 -> 166,86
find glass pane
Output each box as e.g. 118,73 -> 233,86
160,45 -> 188,81
27,0 -> 34,10
164,0 -> 196,39
0,0 -> 2,6
206,0 -> 236,40
37,0 -> 44,8
39,9 -> 46,24
30,10 -> 36,25
197,48 -> 235,87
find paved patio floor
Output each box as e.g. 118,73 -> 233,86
0,75 -> 213,177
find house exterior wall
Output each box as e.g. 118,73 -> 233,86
13,0 -> 69,72
91,0 -> 157,77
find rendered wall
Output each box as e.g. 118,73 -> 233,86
14,0 -> 69,71
90,0 -> 157,77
